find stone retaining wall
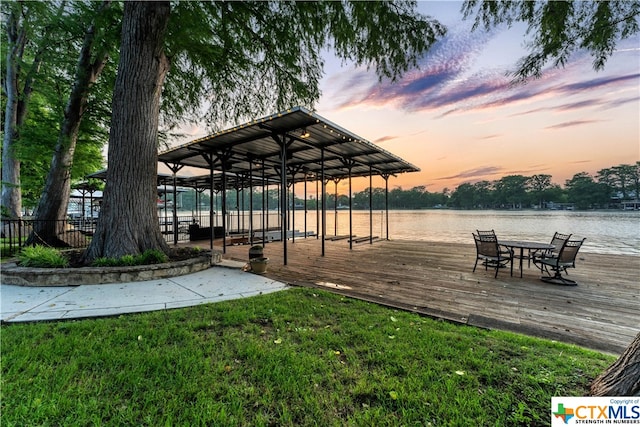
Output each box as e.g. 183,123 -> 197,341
1,253 -> 221,287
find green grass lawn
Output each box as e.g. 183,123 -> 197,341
1,288 -> 614,426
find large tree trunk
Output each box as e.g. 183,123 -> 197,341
28,1 -> 110,246
1,7 -> 26,219
84,1 -> 171,261
591,332 -> 640,396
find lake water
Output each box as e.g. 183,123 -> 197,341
290,209 -> 640,256
184,209 -> 640,256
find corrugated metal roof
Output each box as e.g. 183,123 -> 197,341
158,106 -> 420,185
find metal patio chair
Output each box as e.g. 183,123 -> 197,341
536,238 -> 586,286
531,232 -> 572,270
472,232 -> 513,278
476,229 -> 497,238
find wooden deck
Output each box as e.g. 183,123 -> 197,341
217,237 -> 639,355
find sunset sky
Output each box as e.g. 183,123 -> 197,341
167,1 -> 640,196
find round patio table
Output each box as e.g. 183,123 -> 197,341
498,240 -> 555,278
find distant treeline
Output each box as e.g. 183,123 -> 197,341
444,163 -> 639,210
173,162 -> 639,211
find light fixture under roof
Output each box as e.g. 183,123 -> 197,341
300,128 -> 310,138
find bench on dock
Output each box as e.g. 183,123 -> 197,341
227,235 -> 250,245
256,230 -> 316,242
326,235 -> 352,241
350,236 -> 379,244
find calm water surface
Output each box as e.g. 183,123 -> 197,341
290,210 -> 640,256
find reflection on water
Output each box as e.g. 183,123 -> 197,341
292,210 -> 640,256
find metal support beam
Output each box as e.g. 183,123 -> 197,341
201,150 -> 230,253
369,166 -> 373,244
348,165 -> 353,250
163,163 -> 185,247
249,160 -> 253,245
236,185 -> 241,234
315,177 -> 319,240
291,178 -> 295,243
222,167 -> 227,252
383,173 -> 391,240
262,159 -> 266,245
163,182 -> 168,236
281,142 -> 288,264
271,133 -> 294,265
338,158 -> 357,250
209,167 -> 214,251
321,147 -> 326,256
172,172 -> 178,245
333,178 -> 340,236
286,164 -> 304,245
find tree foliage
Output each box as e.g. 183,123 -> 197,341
85,0 -> 446,260
159,1 -> 445,130
1,1 -> 60,218
445,163 -> 637,210
462,0 -> 640,80
598,163 -> 640,201
1,1 -> 119,218
564,172 -> 609,210
26,1 -> 121,246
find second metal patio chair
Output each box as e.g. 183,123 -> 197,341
531,232 -> 572,270
472,232 -> 513,278
535,238 -> 586,286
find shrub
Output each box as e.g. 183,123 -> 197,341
90,249 -> 168,267
91,257 -> 119,267
18,245 -> 69,268
139,249 -> 168,265
119,255 -> 137,266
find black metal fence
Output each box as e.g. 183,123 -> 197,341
1,212 -> 286,257
1,219 -> 89,257
1,216 -> 196,257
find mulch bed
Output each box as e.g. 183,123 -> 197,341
62,247 -> 208,268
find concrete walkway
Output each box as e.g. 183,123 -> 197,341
1,261 -> 288,323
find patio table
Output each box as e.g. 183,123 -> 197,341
498,240 -> 555,278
